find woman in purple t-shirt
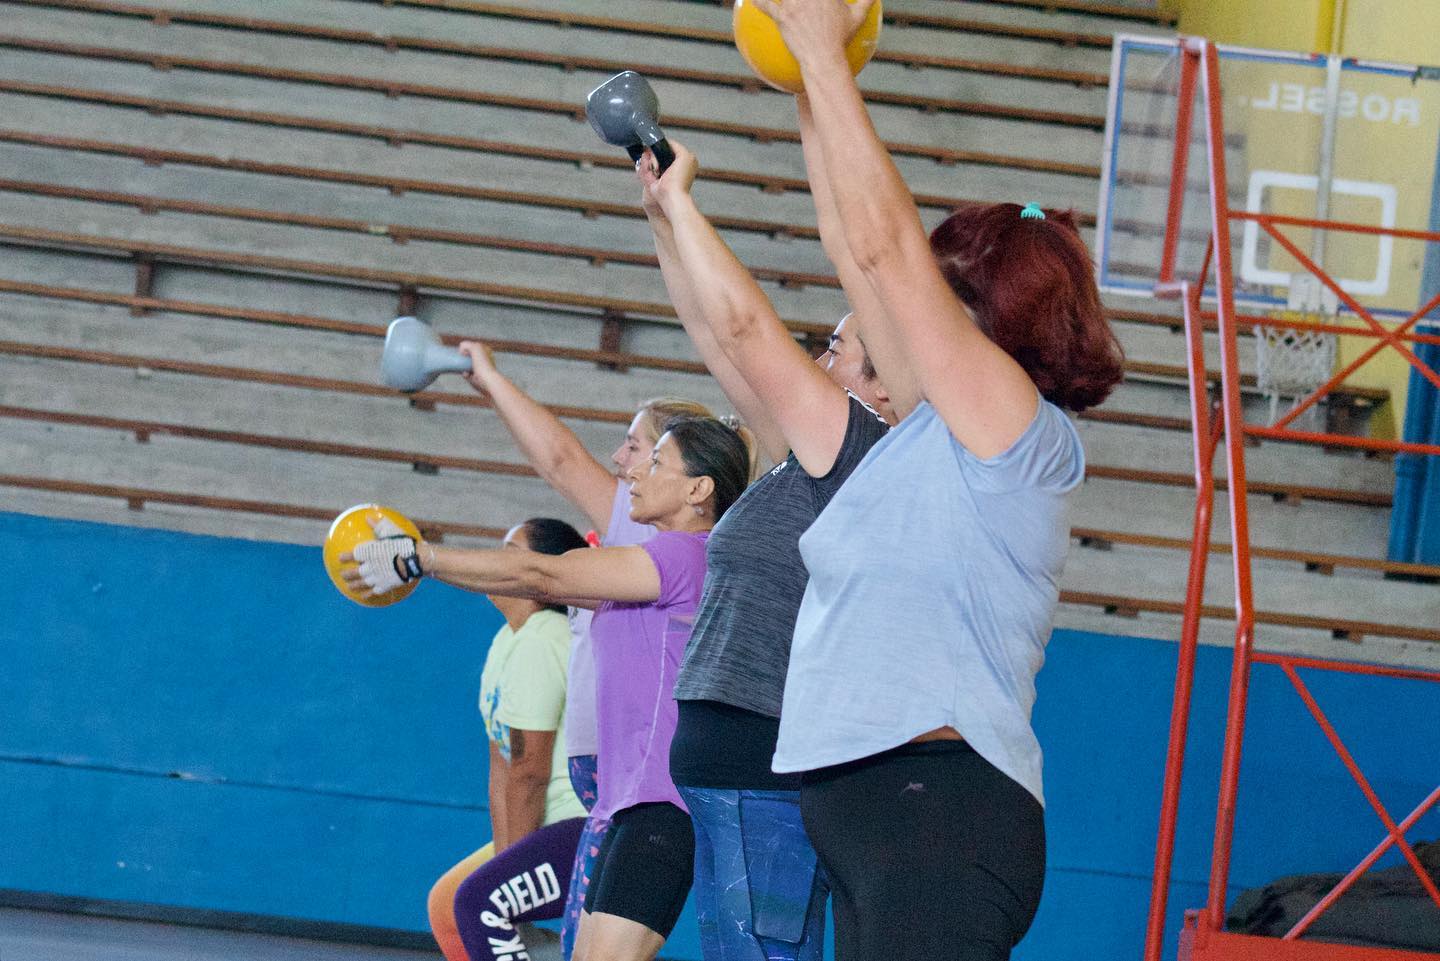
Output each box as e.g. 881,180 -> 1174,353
346,417 -> 751,961
449,339 -> 713,959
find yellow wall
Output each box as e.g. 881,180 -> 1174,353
1156,0 -> 1440,90
1339,0 -> 1440,64
1160,0 -> 1325,54
1158,0 -> 1440,437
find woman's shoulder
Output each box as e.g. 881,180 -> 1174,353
640,530 -> 711,604
643,528 -> 710,551
948,397 -> 1083,492
642,529 -> 710,573
515,608 -> 571,641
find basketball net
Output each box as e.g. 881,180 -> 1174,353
1254,273 -> 1338,428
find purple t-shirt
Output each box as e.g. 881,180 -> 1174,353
589,529 -> 709,821
564,482 -> 656,759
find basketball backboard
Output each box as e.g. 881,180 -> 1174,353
1097,36 -> 1440,323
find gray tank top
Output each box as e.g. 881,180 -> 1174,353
672,396 -> 888,716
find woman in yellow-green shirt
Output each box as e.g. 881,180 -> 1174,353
428,518 -> 589,961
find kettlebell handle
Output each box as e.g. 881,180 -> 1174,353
628,114 -> 675,174
626,138 -> 675,175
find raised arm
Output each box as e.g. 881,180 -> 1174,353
642,173 -> 788,465
645,143 -> 856,477
758,0 -> 1039,458
458,342 -> 618,532
794,93 -> 899,391
420,543 -> 660,607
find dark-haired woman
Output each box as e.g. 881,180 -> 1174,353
452,336 -> 715,959
424,517 -> 590,961
750,3 -> 1126,960
347,417 -> 752,961
636,126 -> 897,958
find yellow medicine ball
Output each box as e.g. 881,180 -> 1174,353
732,0 -> 882,94
323,503 -> 422,608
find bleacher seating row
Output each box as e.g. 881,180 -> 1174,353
2,0 -> 1434,660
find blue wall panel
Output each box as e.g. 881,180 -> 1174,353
1387,130 -> 1440,564
4,512 -> 1438,960
1027,631 -> 1440,960
0,512 -> 501,920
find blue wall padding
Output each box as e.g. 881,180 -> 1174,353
3,512 -> 1438,961
1390,339 -> 1440,564
1389,132 -> 1440,564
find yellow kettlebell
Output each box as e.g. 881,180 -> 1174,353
733,0 -> 883,94
323,504 -> 423,608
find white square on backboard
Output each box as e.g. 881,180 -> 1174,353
1240,171 -> 1397,297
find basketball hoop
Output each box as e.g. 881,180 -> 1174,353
1254,273 -> 1338,426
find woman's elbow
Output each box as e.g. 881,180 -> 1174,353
846,223 -> 910,279
712,304 -> 762,348
506,560 -> 559,602
533,444 -> 579,489
510,765 -> 550,791
508,751 -> 553,794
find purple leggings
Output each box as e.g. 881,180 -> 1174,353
455,816 -> 586,961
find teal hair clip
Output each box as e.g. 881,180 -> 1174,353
1020,202 -> 1046,220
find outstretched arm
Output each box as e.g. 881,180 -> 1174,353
339,515 -> 659,603
458,342 -> 618,533
428,543 -> 660,606
758,0 -> 1038,457
645,143 -> 856,477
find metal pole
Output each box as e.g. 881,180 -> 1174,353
1159,49 -> 1199,288
1143,273 -> 1219,961
1143,46 -> 1210,959
1194,37 -> 1261,932
1312,54 -> 1342,272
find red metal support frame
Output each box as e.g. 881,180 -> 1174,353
1140,46 -> 1208,961
1276,663 -> 1440,921
1264,286 -> 1440,431
1284,784 -> 1440,940
1143,277 -> 1223,961
1158,51 -> 1198,288
1194,36 -> 1260,932
1258,226 -> 1440,415
1143,35 -> 1440,961
1201,307 -> 1440,348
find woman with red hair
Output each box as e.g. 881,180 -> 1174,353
750,2 -> 1125,960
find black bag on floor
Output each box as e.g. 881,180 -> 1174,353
1227,839 -> 1440,951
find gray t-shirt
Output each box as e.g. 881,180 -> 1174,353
672,396 -> 888,716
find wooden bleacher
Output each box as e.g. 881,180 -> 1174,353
0,0 -> 1433,659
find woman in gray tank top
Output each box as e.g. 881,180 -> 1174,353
749,2 -> 1127,960
633,124 -> 896,959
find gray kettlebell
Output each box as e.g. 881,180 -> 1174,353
380,316 -> 472,393
586,71 -> 675,173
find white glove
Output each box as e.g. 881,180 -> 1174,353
351,516 -> 421,596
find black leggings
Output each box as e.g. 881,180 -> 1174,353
800,740 -> 1045,961
585,801 -> 695,937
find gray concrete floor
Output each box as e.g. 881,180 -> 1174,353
0,897 -> 582,961
0,907 -> 569,961
0,906 -> 447,961
0,910 -> 570,961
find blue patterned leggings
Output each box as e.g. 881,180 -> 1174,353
678,785 -> 829,961
561,754 -> 608,960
